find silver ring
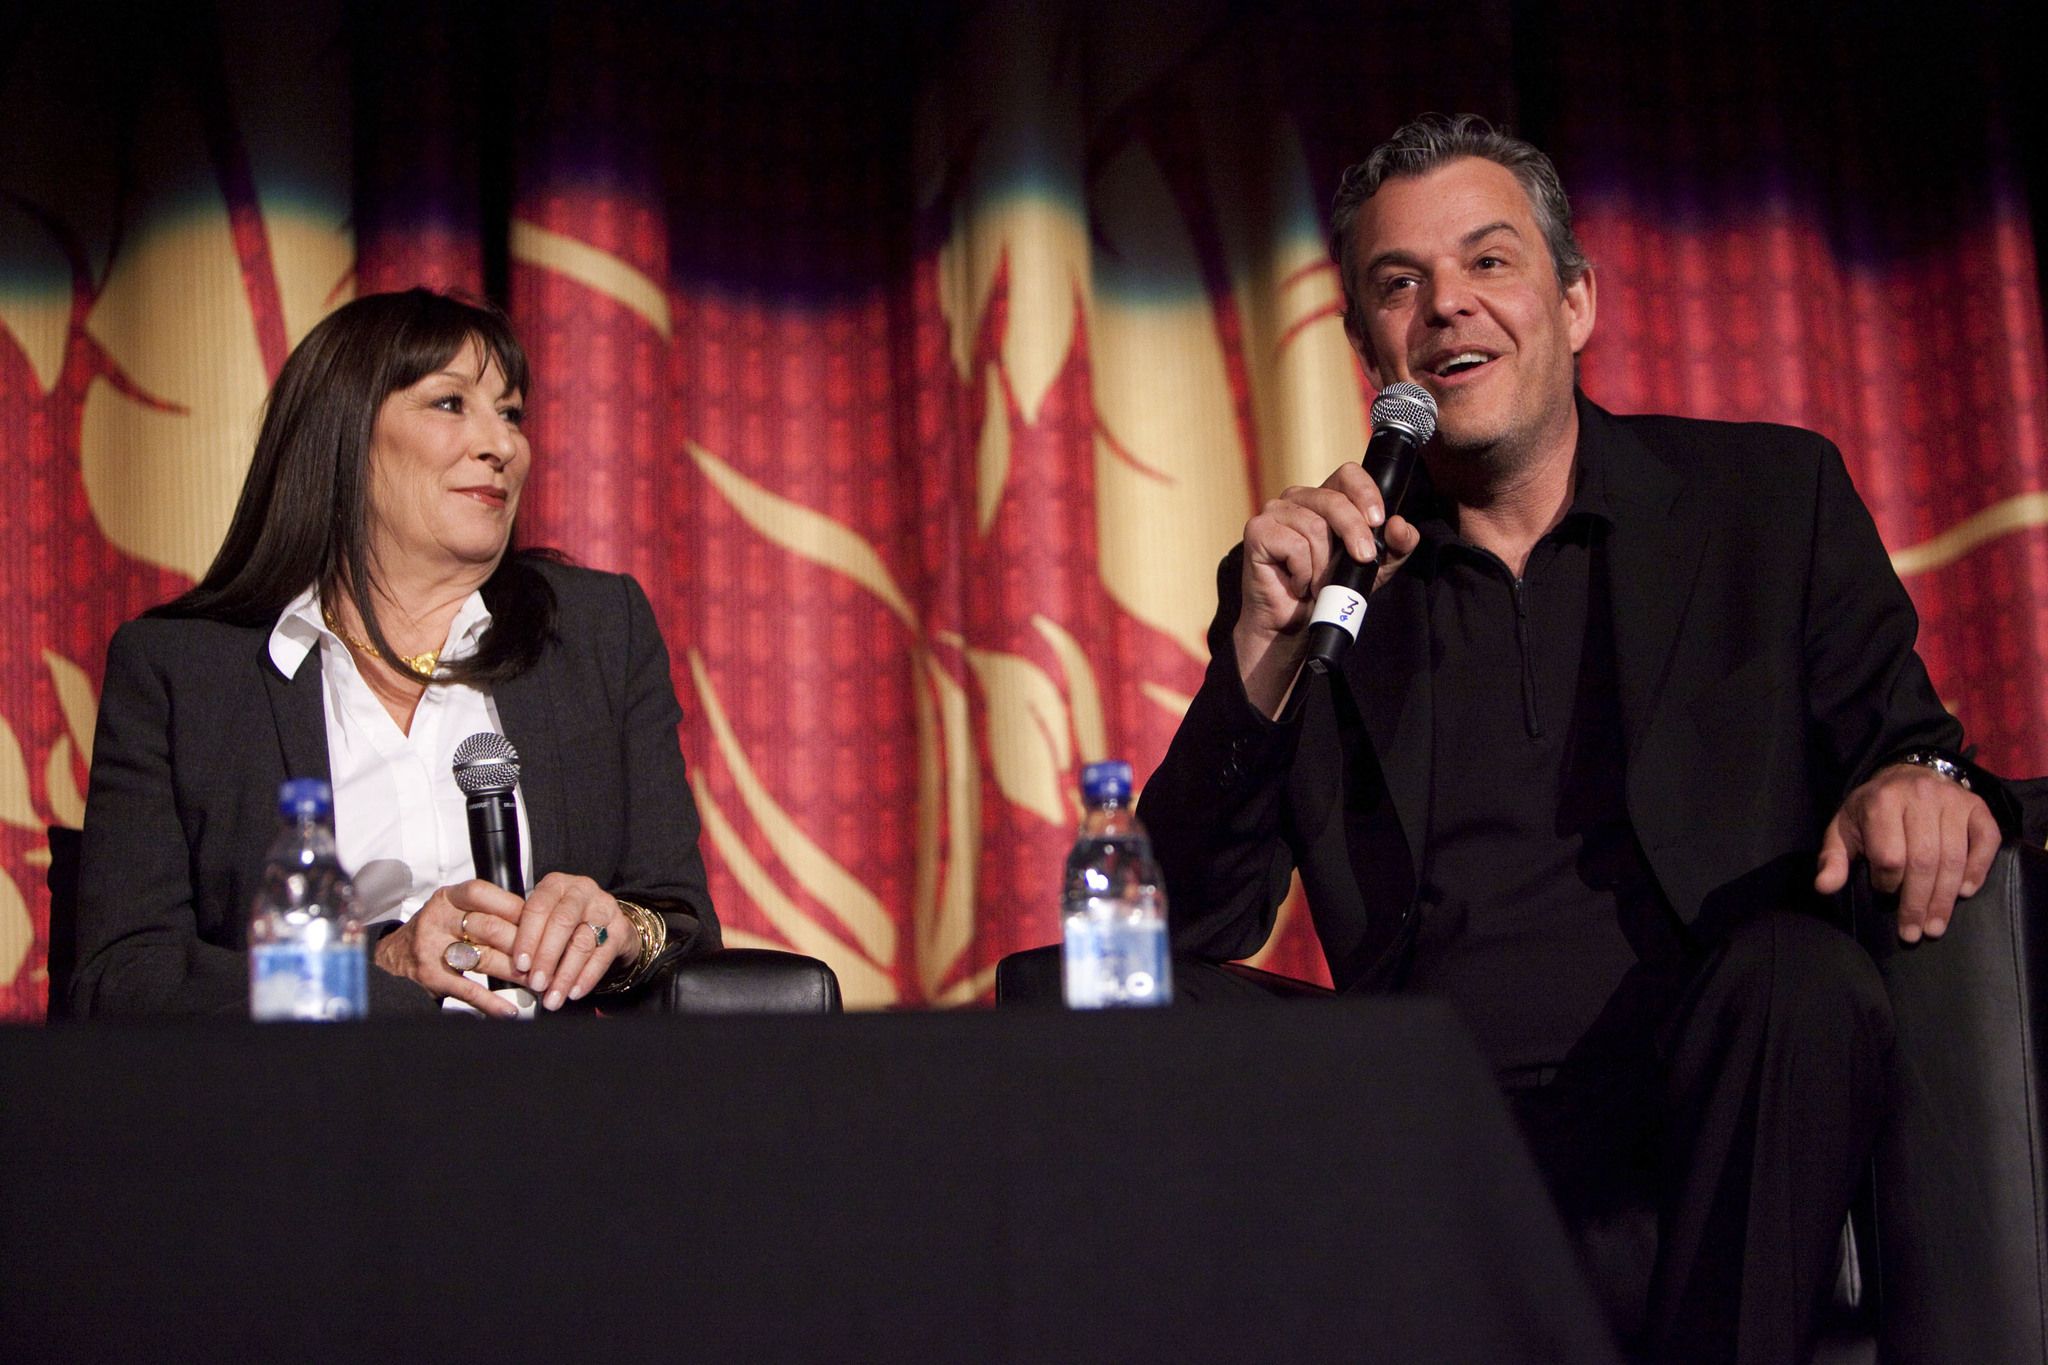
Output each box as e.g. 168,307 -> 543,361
443,940 -> 483,973
587,922 -> 609,948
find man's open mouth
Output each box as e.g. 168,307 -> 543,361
1430,350 -> 1496,378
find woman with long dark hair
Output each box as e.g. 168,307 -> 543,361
73,288 -> 718,1017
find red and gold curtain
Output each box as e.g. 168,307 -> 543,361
2,0 -> 2043,1017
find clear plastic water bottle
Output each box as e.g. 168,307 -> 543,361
249,779 -> 366,1021
1062,760 -> 1172,1008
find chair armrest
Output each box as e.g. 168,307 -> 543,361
45,826 -> 82,1021
995,944 -> 1063,1006
632,948 -> 843,1015
1855,840 -> 2048,1363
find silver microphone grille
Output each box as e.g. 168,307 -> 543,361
452,732 -> 522,794
1371,381 -> 1438,445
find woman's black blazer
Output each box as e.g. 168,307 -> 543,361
72,560 -> 719,1017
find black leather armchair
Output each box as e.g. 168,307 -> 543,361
1854,840 -> 2048,1361
42,826 -> 841,1018
998,842 -> 2048,1365
642,946 -> 841,1014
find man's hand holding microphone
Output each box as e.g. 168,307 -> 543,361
1235,383 -> 1436,718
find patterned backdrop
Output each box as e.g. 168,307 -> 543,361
1,0 -> 2043,1017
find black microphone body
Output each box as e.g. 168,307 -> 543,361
452,733 -> 526,996
465,788 -> 525,897
1304,383 -> 1438,671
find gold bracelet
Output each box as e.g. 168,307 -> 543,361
631,901 -> 668,973
597,899 -> 668,993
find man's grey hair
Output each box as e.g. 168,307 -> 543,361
1329,114 -> 1589,340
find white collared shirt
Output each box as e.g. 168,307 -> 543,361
267,584 -> 535,926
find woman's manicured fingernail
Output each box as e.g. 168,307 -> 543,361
545,990 -> 563,1010
569,985 -> 586,1001
531,970 -> 550,992
1368,506 -> 1384,525
516,953 -> 531,972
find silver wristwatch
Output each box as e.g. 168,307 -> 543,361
1892,749 -> 1973,792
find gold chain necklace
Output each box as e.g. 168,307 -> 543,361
322,608 -> 441,676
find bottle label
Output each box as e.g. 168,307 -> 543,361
1062,899 -> 1172,1009
251,942 -> 368,1021
1310,583 -> 1368,638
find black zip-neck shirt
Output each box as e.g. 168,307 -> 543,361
1401,436 -> 1688,1081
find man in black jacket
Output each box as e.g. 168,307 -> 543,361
1140,114 -> 2013,1363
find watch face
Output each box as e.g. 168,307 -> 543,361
1900,752 -> 1970,791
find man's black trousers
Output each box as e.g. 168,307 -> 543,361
1511,910 -> 1893,1364
1180,910 -> 1892,1363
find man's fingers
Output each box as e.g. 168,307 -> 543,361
1863,799 -> 1908,897
1830,767 -> 2006,945
1245,477 -> 1403,628
1247,511 -> 1320,602
1921,800 -> 1969,938
1288,480 -> 1378,564
1324,461 -> 1389,537
1893,801 -> 1941,941
1383,514 -> 1421,561
1813,815 -> 1853,895
1264,502 -> 1333,589
1960,796 -> 2001,898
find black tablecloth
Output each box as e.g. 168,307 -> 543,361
0,1003 -> 1619,1363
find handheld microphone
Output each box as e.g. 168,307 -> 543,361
1304,381 -> 1439,672
453,732 -> 525,897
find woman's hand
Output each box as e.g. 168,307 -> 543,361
507,873 -> 642,1010
371,880 -> 528,1018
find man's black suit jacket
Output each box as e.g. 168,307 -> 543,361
72,560 -> 719,1017
1142,396 -> 2011,989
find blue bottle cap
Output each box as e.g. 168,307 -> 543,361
278,778 -> 333,819
1080,761 -> 1134,805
